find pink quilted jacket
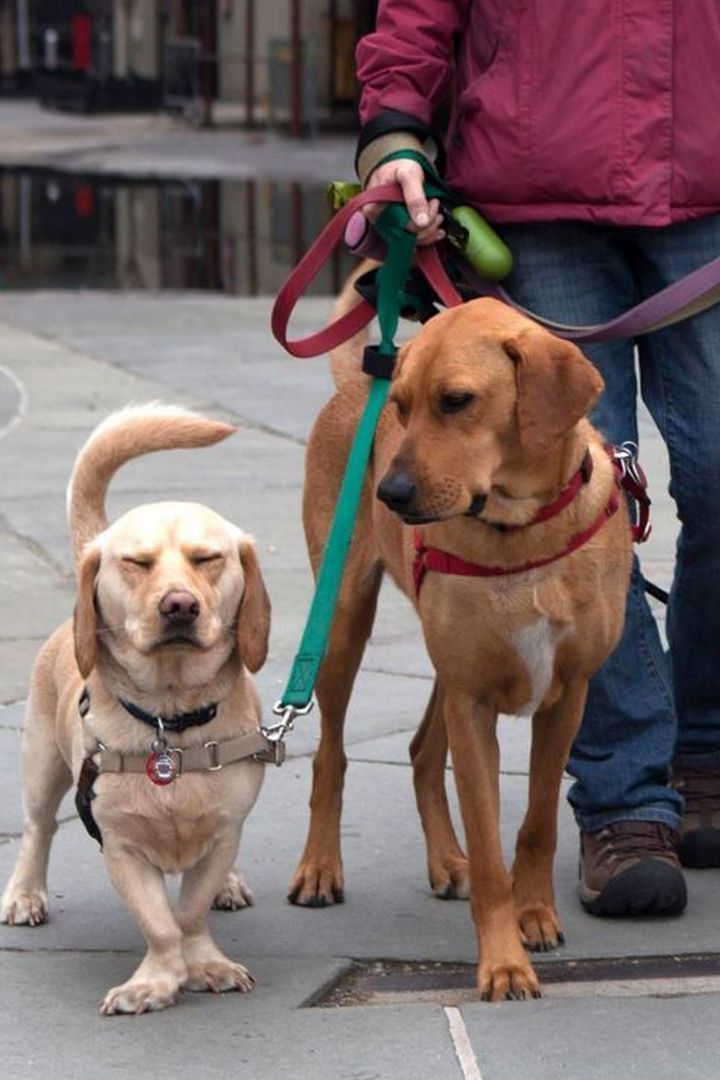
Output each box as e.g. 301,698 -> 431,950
357,0 -> 720,226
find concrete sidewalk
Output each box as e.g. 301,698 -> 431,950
0,289 -> 718,1079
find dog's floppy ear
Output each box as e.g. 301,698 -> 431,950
505,330 -> 604,452
74,543 -> 101,678
236,537 -> 271,673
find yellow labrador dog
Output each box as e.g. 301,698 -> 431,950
1,405 -> 271,1015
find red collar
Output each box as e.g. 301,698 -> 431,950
486,449 -> 593,531
412,445 -> 648,594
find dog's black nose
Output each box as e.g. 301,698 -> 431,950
159,590 -> 200,624
377,472 -> 417,511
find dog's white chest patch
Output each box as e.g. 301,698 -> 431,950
511,616 -> 561,717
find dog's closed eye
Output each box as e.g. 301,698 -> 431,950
438,391 -> 476,415
191,552 -> 223,566
122,555 -> 154,570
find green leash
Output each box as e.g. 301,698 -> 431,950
267,203 -> 417,745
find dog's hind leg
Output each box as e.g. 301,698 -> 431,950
212,867 -> 253,910
1,688 -> 72,927
410,681 -> 469,899
512,679 -> 588,952
288,556 -> 383,907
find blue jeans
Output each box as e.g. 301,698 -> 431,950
498,215 -> 720,831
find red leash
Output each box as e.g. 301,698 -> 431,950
270,184 -> 463,358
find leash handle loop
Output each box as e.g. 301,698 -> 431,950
271,182 -> 410,358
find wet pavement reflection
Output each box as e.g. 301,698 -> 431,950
0,168 -> 355,295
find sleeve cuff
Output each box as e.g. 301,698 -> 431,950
355,109 -> 444,180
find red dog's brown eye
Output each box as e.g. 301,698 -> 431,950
439,391 -> 475,414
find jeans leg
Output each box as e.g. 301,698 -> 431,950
632,215 -> 720,767
499,223 -> 681,828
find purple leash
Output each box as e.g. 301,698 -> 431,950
344,211 -> 720,344
463,258 -> 720,344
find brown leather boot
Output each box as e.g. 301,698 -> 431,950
579,821 -> 687,917
672,762 -> 720,868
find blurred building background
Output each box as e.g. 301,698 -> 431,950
0,168 -> 356,293
0,0 -> 376,129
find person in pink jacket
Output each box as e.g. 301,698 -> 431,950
355,0 -> 720,917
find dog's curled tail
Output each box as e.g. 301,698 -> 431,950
67,403 -> 235,565
329,259 -> 378,395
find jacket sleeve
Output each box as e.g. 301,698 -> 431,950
355,0 -> 470,176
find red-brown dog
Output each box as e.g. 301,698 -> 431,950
289,281 -> 632,1000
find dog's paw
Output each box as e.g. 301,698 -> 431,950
518,903 -> 565,953
100,974 -> 182,1015
429,856 -> 470,900
212,870 -> 253,911
478,957 -> 542,1002
185,959 -> 255,994
1,888 -> 49,927
287,862 -> 345,907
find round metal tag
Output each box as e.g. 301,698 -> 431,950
145,750 -> 177,786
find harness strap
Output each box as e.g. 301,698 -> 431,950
93,729 -> 275,774
490,450 -> 593,531
413,494 -> 620,594
74,732 -> 276,848
75,757 -> 103,847
412,444 -> 650,594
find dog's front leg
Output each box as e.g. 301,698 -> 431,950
445,690 -> 541,1001
176,833 -> 254,994
100,845 -> 188,1015
512,679 -> 588,951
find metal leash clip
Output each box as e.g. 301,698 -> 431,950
258,699 -> 315,766
613,441 -> 652,542
613,441 -> 647,488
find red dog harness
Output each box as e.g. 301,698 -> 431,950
413,446 -> 650,595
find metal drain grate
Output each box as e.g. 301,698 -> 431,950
309,953 -> 720,1007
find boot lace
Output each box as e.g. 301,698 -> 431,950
593,822 -> 676,868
